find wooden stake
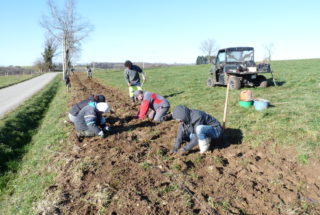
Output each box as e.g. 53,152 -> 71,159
222,76 -> 230,129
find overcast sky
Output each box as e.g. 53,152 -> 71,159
0,0 -> 319,66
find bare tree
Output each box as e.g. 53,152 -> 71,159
41,0 -> 93,80
34,58 -> 45,73
264,43 -> 274,62
42,36 -> 58,72
199,39 -> 218,63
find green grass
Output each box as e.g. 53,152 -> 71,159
0,74 -> 40,89
0,77 -> 69,214
94,59 -> 320,161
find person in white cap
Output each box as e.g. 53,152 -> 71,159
74,102 -> 110,141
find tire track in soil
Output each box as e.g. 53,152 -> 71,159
38,73 -> 320,215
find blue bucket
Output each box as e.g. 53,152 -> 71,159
253,99 -> 269,111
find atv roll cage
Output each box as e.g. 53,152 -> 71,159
208,47 -> 274,90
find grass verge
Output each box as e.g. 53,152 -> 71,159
0,77 -> 69,214
0,74 -> 40,89
94,59 -> 320,162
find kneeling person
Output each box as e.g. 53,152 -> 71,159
172,105 -> 222,154
68,94 -> 105,123
134,90 -> 170,122
74,102 -> 110,141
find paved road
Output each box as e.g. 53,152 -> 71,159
0,72 -> 60,118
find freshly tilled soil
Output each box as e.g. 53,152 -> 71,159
37,73 -> 320,215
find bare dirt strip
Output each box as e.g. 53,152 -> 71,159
37,73 -> 320,215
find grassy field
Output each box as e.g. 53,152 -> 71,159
0,74 -> 40,89
0,77 -> 69,214
94,59 -> 320,162
0,59 -> 318,214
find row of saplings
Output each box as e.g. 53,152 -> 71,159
67,60 -> 223,154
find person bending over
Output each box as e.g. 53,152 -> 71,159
134,90 -> 171,122
171,105 -> 222,154
68,94 -> 105,123
74,102 -> 110,141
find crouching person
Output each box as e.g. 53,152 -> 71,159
171,105 -> 222,154
134,90 -> 171,122
68,94 -> 106,123
74,102 -> 110,142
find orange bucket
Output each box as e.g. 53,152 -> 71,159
240,90 -> 253,101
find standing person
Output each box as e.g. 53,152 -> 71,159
65,75 -> 71,91
124,60 -> 146,104
134,90 -> 171,122
68,94 -> 106,123
87,66 -> 92,79
171,105 -> 222,154
74,102 -> 110,141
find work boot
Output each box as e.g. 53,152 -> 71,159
199,138 -> 210,153
162,113 -> 173,121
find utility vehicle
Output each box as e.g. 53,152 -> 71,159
207,47 -> 271,90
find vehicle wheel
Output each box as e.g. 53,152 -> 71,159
207,78 -> 215,87
229,76 -> 241,90
257,75 -> 267,88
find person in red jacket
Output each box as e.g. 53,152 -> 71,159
134,90 -> 171,122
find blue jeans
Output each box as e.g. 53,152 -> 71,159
183,125 -> 222,151
195,125 -> 222,140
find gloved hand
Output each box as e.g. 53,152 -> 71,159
103,125 -> 111,132
98,130 -> 106,138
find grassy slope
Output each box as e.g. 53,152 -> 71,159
0,74 -> 40,89
0,78 -> 69,214
94,59 -> 320,161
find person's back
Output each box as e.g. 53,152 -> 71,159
189,109 -> 221,129
143,91 -> 170,110
124,65 -> 143,86
69,96 -> 95,117
74,105 -> 100,135
68,95 -> 105,122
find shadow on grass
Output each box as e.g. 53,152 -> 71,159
267,78 -> 285,87
163,91 -> 184,99
0,79 -> 59,190
211,128 -> 243,150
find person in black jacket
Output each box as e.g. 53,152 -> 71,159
68,94 -> 105,123
171,105 -> 222,154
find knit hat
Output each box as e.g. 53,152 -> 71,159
96,94 -> 106,102
96,102 -> 109,113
